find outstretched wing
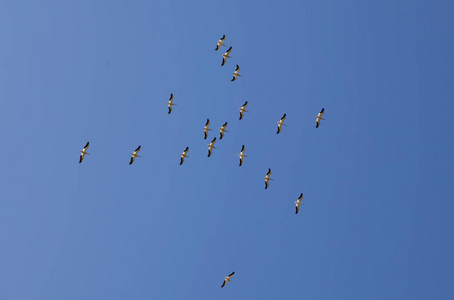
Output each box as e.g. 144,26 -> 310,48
129,157 -> 134,165
239,158 -> 243,166
267,169 -> 271,176
265,181 -> 268,189
221,57 -> 226,66
168,106 -> 172,114
204,131 -> 208,139
277,125 -> 281,134
231,76 -> 236,82
84,142 -> 89,149
228,272 -> 235,277
135,145 -> 141,152
295,206 -> 299,214
221,280 -> 226,288
239,111 -> 243,120
220,131 -> 224,139
79,154 -> 83,164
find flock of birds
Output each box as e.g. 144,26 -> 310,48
78,34 -> 326,288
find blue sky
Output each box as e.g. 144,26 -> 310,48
1,0 -> 453,299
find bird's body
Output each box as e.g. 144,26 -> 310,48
219,122 -> 229,139
264,168 -> 273,189
203,119 -> 212,139
295,193 -> 304,214
238,145 -> 247,166
231,65 -> 242,81
221,272 -> 235,288
207,137 -> 217,157
221,47 -> 232,66
167,94 -> 176,114
277,113 -> 287,134
239,101 -> 248,120
180,147 -> 189,165
130,145 -> 141,165
79,142 -> 90,163
316,108 -> 325,128
215,35 -> 226,51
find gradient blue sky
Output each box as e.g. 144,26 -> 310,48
1,1 -> 453,299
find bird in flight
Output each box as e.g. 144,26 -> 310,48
276,114 -> 287,134
215,35 -> 226,51
221,272 -> 235,288
129,145 -> 141,165
238,145 -> 247,166
221,46 -> 232,66
231,65 -> 242,81
203,119 -> 212,140
316,108 -> 325,128
219,122 -> 229,139
264,168 -> 273,189
167,93 -> 176,114
79,142 -> 90,163
295,193 -> 304,214
180,147 -> 189,165
239,101 -> 248,120
207,137 -> 217,157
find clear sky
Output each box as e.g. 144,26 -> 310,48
1,0 -> 453,299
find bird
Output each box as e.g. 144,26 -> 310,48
316,108 -> 325,128
167,93 -> 176,114
215,35 -> 226,51
295,193 -> 304,214
219,122 -> 229,139
180,147 -> 189,165
264,168 -> 273,189
129,145 -> 141,165
231,65 -> 242,81
79,142 -> 90,163
203,119 -> 212,139
277,113 -> 287,134
221,272 -> 235,288
207,137 -> 217,157
221,46 -> 232,66
239,101 -> 248,120
238,145 -> 247,166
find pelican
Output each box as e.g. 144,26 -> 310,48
231,65 -> 242,81
276,113 -> 287,134
238,145 -> 247,166
215,35 -> 226,51
239,101 -> 248,120
316,108 -> 325,128
129,145 -> 141,165
264,168 -> 273,189
203,119 -> 212,139
221,46 -> 232,66
179,147 -> 189,165
207,137 -> 217,157
219,122 -> 229,139
167,93 -> 176,114
295,193 -> 304,214
221,272 -> 235,288
79,142 -> 90,163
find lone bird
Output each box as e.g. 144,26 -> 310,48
264,168 -> 273,189
180,147 -> 189,165
316,108 -> 325,128
239,101 -> 248,120
231,65 -> 242,81
129,145 -> 141,165
79,142 -> 90,163
215,35 -> 226,51
203,119 -> 212,139
219,122 -> 229,139
277,113 -> 287,134
295,193 -> 304,214
221,46 -> 232,66
207,137 -> 217,157
167,93 -> 176,114
221,272 -> 235,288
238,145 -> 247,166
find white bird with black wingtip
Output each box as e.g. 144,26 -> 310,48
207,137 -> 217,157
203,119 -> 212,140
239,101 -> 248,120
219,122 -> 229,139
129,145 -> 141,165
277,113 -> 287,134
79,142 -> 90,164
221,271 -> 235,288
231,65 -> 242,81
180,147 -> 189,165
295,193 -> 304,214
316,108 -> 325,128
221,46 -> 232,66
264,168 -> 273,189
215,35 -> 226,51
166,93 -> 176,114
238,145 -> 247,166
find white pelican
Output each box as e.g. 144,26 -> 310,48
221,46 -> 232,66
264,168 -> 273,189
295,193 -> 304,214
129,145 -> 141,165
207,137 -> 217,157
239,101 -> 248,120
276,113 -> 287,134
219,122 -> 229,139
79,142 -> 90,163
316,108 -> 325,128
221,271 -> 235,288
215,35 -> 226,51
203,119 -> 212,140
231,65 -> 242,81
180,147 -> 189,165
238,145 -> 247,166
167,93 -> 176,114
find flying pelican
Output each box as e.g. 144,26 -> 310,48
295,193 -> 304,214
219,122 -> 229,139
215,35 -> 226,51
239,101 -> 248,120
276,113 -> 287,134
180,147 -> 189,165
167,93 -> 176,114
264,168 -> 273,189
207,137 -> 217,157
203,119 -> 212,139
129,145 -> 141,165
316,108 -> 325,128
221,46 -> 232,66
79,142 -> 90,163
221,272 -> 235,288
231,65 -> 242,81
238,145 -> 247,166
